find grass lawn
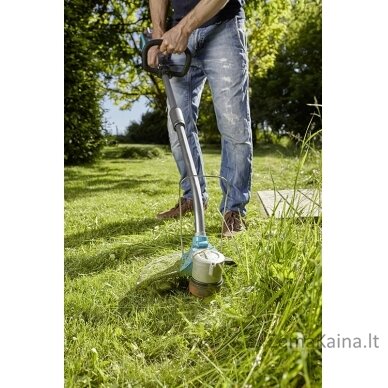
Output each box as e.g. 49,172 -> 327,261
65,142 -> 322,387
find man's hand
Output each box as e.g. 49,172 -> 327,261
159,25 -> 190,54
149,0 -> 229,57
157,0 -> 229,55
147,45 -> 160,68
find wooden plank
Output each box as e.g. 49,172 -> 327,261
257,189 -> 321,218
297,188 -> 321,208
278,189 -> 321,218
257,190 -> 277,217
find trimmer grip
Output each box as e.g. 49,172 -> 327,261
141,39 -> 191,78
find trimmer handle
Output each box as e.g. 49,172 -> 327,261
141,39 -> 192,78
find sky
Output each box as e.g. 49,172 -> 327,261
102,95 -> 148,135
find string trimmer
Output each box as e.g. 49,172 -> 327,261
136,38 -> 234,297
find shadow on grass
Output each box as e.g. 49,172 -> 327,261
65,217 -> 166,248
64,177 -> 170,201
117,281 -> 218,341
64,161 -> 166,185
65,230 -> 194,279
117,278 -> 191,317
64,170 -> 131,183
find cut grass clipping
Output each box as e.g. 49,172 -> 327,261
65,136 -> 321,387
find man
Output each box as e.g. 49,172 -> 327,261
148,0 -> 252,237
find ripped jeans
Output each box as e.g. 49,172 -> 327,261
167,16 -> 252,216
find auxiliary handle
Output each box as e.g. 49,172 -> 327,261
141,39 -> 192,78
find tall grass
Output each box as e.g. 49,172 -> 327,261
65,138 -> 321,387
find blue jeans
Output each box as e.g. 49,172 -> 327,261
167,16 -> 252,216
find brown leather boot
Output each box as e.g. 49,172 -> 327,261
222,211 -> 247,238
157,197 -> 208,219
156,197 -> 194,219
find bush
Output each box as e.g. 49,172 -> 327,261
125,109 -> 169,144
120,146 -> 164,159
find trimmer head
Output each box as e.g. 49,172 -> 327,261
136,236 -> 227,297
188,277 -> 223,298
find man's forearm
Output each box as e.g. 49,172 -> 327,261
149,0 -> 170,38
179,0 -> 229,35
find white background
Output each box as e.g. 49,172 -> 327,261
323,0 -> 388,385
0,0 -> 387,386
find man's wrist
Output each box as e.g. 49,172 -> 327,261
152,28 -> 165,39
179,17 -> 196,36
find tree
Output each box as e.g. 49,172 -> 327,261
65,0 -> 322,159
64,0 -> 161,164
95,1 -> 169,112
249,0 -> 322,137
65,0 -> 106,165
